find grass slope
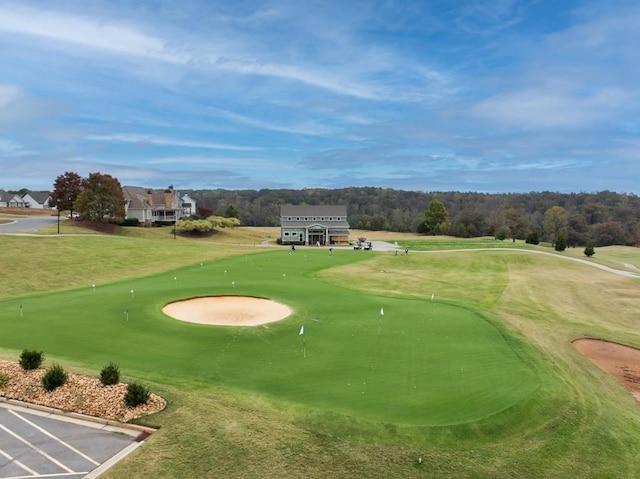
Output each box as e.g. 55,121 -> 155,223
1,228 -> 640,478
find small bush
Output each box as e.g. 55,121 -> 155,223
584,242 -> 595,257
525,231 -> 540,245
120,218 -> 140,226
124,382 -> 150,407
19,349 -> 44,370
0,372 -> 8,388
42,363 -> 68,392
100,363 -> 120,386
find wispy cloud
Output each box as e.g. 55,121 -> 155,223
1,1 -> 639,193
0,5 -> 183,62
85,134 -> 261,152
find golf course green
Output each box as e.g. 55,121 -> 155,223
0,248 -> 538,426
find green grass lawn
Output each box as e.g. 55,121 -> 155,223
2,228 -> 640,478
0,248 -> 538,426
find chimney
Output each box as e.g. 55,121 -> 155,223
146,190 -> 153,206
164,186 -> 173,208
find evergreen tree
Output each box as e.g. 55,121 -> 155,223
424,199 -> 450,235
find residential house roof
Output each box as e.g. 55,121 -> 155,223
280,204 -> 349,228
24,191 -> 52,206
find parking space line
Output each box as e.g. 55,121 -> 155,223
0,447 -> 39,476
8,411 -> 100,467
0,424 -> 76,474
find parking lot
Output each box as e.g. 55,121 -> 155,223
0,402 -> 152,478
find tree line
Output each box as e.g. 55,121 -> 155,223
190,187 -> 640,247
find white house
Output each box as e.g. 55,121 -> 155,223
22,191 -> 53,209
180,193 -> 197,216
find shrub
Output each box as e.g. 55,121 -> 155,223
525,231 -> 540,245
0,372 -> 8,388
19,349 -> 44,370
124,382 -> 150,407
100,362 -> 120,386
555,234 -> 567,252
584,242 -> 595,257
42,363 -> 68,392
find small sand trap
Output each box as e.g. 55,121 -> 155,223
573,338 -> 640,404
162,296 -> 292,326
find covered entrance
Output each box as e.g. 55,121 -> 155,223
308,226 -> 327,245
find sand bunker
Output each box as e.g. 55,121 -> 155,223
573,338 -> 640,404
162,296 -> 292,326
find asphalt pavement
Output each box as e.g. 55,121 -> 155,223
0,401 -> 152,479
0,215 -> 61,234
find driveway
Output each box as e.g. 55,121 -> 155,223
0,402 -> 152,478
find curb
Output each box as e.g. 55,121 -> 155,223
0,396 -> 157,436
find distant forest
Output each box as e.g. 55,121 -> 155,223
190,188 -> 640,247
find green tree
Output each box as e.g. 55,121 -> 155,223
591,221 -> 628,246
503,208 -> 528,242
495,226 -> 509,241
525,230 -> 541,245
567,214 -> 591,247
452,210 -> 485,237
543,206 -> 568,246
423,200 -> 450,235
555,233 -> 567,251
225,205 -> 239,218
584,241 -> 595,257
75,172 -> 125,223
52,171 -> 83,215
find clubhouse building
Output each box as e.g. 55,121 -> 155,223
279,204 -> 350,245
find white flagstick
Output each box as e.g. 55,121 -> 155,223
130,289 -> 134,298
431,292 -> 435,302
299,325 -> 306,358
378,307 -> 384,334
125,309 -> 129,321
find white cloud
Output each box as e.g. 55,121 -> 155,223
85,134 -> 261,152
0,138 -> 34,157
0,5 -> 182,62
472,85 -> 627,129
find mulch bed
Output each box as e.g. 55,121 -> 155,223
0,360 -> 166,422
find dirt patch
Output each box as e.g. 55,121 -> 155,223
573,338 -> 640,404
162,296 -> 292,326
0,207 -> 55,217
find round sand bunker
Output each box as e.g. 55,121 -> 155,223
162,296 -> 292,326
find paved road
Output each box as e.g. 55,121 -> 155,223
0,216 -> 60,233
0,402 -> 148,479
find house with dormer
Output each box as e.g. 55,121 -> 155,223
122,185 -> 195,225
279,204 -> 350,245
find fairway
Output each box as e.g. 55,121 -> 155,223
0,248 -> 538,425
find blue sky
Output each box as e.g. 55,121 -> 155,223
1,0 -> 638,193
